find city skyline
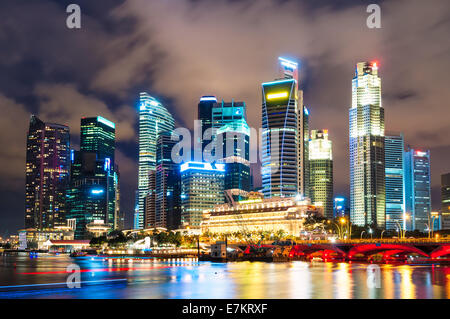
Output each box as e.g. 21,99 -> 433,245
1,0 -> 450,236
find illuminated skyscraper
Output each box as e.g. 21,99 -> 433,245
212,100 -> 250,201
25,115 -> 70,229
261,58 -> 300,198
67,116 -> 116,239
349,61 -> 385,228
136,92 -> 175,229
404,148 -> 431,232
180,162 -> 225,228
441,173 -> 450,229
385,134 -> 405,230
309,130 -> 333,218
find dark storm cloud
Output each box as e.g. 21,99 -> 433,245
0,0 -> 449,234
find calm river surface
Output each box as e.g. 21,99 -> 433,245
0,254 -> 449,299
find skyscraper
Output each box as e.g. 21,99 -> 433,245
136,92 -> 175,229
261,58 -> 300,198
385,134 -> 405,230
155,131 -> 181,229
404,148 -> 431,232
309,130 -> 333,219
349,61 -> 385,228
25,115 -> 70,229
441,173 -> 450,230
212,100 -> 250,201
180,162 -> 225,229
198,96 -> 218,157
67,116 -> 116,239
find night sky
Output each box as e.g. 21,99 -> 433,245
1,0 -> 449,236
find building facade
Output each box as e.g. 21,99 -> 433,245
25,115 -> 70,229
136,92 -> 175,229
180,162 -> 225,228
349,62 -> 385,228
404,148 -> 432,232
309,130 -> 333,219
385,134 -> 405,230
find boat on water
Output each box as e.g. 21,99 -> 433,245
70,251 -> 88,257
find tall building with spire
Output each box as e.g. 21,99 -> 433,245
136,92 -> 175,229
261,57 -> 301,198
349,61 -> 385,228
309,129 -> 333,219
25,115 -> 70,229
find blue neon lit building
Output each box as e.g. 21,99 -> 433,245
180,162 -> 225,228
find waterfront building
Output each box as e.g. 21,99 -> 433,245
180,162 -> 225,229
211,100 -> 250,201
308,130 -> 333,219
349,61 -> 385,228
25,115 -> 70,229
385,134 -> 406,230
155,131 -> 182,229
201,197 -> 323,236
442,173 -> 450,230
334,197 -> 350,219
261,58 -> 300,198
66,116 -> 117,239
404,148 -> 432,232
18,228 -> 74,250
136,92 -> 175,229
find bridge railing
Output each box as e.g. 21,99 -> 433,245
262,238 -> 450,245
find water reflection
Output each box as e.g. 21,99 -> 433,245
1,255 -> 450,299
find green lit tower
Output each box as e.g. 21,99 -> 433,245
67,116 -> 117,239
309,130 -> 333,219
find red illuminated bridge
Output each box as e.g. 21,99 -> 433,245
243,239 -> 450,262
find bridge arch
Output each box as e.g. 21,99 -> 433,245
348,244 -> 428,260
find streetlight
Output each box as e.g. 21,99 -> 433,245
381,230 -> 386,240
360,230 -> 366,240
368,228 -> 373,239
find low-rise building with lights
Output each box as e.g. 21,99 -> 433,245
201,197 -> 323,236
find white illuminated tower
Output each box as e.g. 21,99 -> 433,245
135,92 -> 175,229
349,62 -> 385,227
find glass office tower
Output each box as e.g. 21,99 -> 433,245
136,92 -> 175,229
385,134 -> 405,230
180,162 -> 225,228
404,148 -> 431,232
198,96 -> 218,158
67,116 -> 116,239
349,62 -> 385,228
309,130 -> 333,219
25,115 -> 70,229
